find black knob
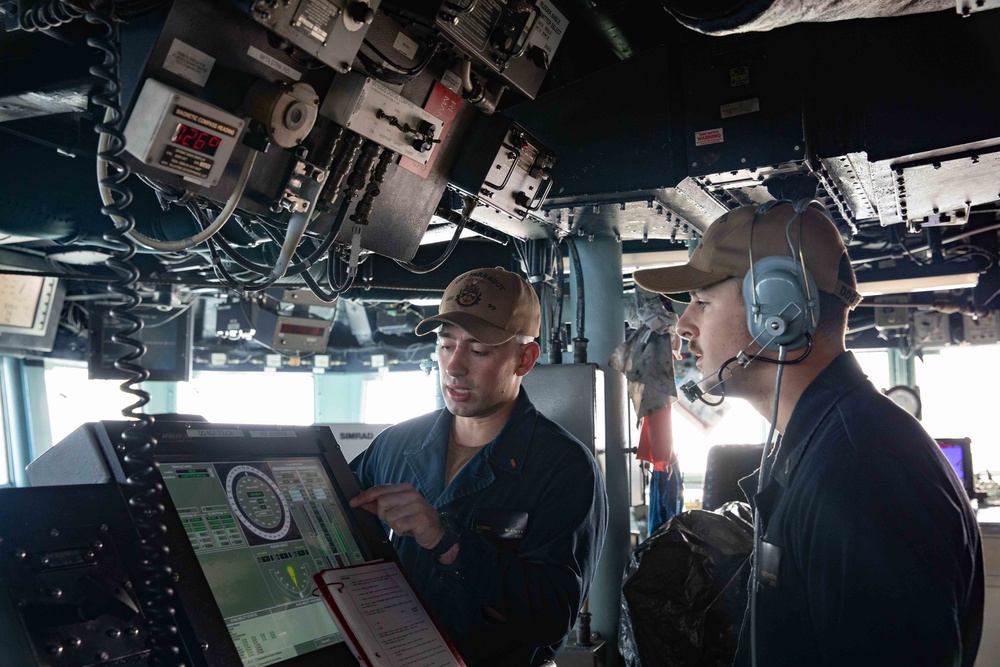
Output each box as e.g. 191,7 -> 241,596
417,120 -> 436,137
347,1 -> 375,25
514,192 -> 531,208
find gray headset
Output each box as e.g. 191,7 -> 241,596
740,199 -> 822,351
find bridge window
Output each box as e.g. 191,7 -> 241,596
917,346 -> 998,473
176,371 -> 315,425
362,371 -> 438,424
45,364 -> 139,447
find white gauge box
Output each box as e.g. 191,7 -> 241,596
124,79 -> 245,187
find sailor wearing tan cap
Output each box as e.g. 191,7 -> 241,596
350,267 -> 608,667
634,201 -> 983,667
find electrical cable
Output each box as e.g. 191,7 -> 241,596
97,141 -> 258,251
337,141 -> 384,281
851,221 -> 1000,267
85,2 -> 185,664
189,204 -> 266,290
221,209 -> 314,292
207,233 -> 271,276
317,132 -> 365,214
750,344 -> 788,667
394,198 -> 477,274
553,239 -> 564,332
350,148 -> 394,229
364,37 -> 439,76
141,301 -> 198,329
201,173 -> 325,292
461,59 -> 475,93
291,204 -> 350,274
248,134 -> 368,286
299,261 -> 341,303
893,224 -> 925,267
198,212 -> 273,277
566,236 -> 588,362
549,238 -> 565,363
255,220 -> 342,303
328,248 -> 357,292
266,192 -> 321,282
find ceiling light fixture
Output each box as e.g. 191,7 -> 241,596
856,266 -> 980,296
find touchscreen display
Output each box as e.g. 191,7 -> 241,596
161,457 -> 364,667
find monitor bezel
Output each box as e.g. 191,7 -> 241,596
94,421 -> 395,667
88,306 -> 194,382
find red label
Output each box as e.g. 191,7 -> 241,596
694,128 -> 724,147
399,82 -> 463,179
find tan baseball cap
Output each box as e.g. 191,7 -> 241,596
414,267 -> 541,345
633,201 -> 863,309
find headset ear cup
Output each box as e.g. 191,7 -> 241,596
743,256 -> 820,350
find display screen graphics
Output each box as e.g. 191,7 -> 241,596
161,458 -> 366,667
940,444 -> 965,483
170,122 -> 223,156
935,438 -> 974,498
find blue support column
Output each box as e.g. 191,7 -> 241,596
889,348 -> 915,388
570,237 -> 628,664
1,357 -> 35,486
20,361 -> 53,459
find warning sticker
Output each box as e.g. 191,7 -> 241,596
163,39 -> 215,87
160,145 -> 213,180
720,98 -> 759,119
393,31 -> 419,61
695,128 -> 724,147
730,66 -> 750,87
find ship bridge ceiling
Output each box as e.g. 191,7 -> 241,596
0,0 -> 998,365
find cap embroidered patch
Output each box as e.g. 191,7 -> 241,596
457,280 -> 482,307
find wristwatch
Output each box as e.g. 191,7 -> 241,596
429,512 -> 461,557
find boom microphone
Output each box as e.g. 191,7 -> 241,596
680,353 -> 744,405
679,299 -> 818,405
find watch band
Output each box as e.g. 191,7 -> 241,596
429,512 -> 461,557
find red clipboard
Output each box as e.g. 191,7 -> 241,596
314,560 -> 466,666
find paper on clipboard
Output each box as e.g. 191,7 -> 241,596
314,561 -> 466,667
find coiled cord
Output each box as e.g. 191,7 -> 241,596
86,3 -> 184,664
21,0 -> 86,31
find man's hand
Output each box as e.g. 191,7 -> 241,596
349,484 -> 445,551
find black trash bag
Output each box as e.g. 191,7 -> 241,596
619,502 -> 754,667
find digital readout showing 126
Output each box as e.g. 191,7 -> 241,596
170,123 -> 222,157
